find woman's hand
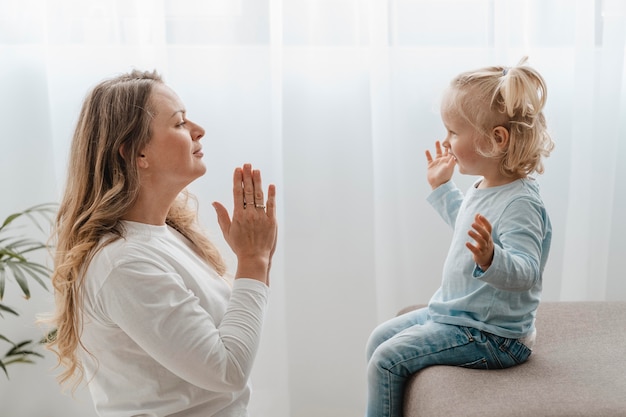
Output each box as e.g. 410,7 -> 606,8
425,141 -> 456,190
466,213 -> 494,271
213,163 -> 277,285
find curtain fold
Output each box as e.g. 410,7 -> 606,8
1,1 -> 624,416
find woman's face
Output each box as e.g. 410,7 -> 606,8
140,84 -> 206,191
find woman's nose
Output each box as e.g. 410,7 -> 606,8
191,121 -> 205,141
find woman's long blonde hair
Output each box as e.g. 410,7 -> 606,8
47,69 -> 226,392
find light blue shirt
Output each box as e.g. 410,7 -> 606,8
427,178 -> 552,339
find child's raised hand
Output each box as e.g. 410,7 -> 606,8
425,141 -> 456,190
466,213 -> 494,271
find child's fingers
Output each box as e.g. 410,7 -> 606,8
434,140 -> 444,158
475,213 -> 492,233
465,241 -> 479,256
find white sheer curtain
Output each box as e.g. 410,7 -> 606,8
1,1 -> 624,416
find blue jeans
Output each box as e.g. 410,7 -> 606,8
365,307 -> 532,417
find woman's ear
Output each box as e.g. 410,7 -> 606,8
137,152 -> 148,169
118,143 -> 127,159
493,126 -> 509,150
120,143 -> 149,168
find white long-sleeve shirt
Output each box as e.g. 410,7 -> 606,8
427,178 -> 552,340
80,221 -> 269,417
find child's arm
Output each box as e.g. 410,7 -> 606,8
469,198 -> 548,291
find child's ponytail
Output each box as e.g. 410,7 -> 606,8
495,57 -> 554,177
498,56 -> 547,122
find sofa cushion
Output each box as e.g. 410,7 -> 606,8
402,301 -> 626,417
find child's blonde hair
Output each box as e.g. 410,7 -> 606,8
443,56 -> 555,177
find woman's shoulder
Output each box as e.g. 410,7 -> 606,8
84,228 -> 179,298
88,224 -> 172,271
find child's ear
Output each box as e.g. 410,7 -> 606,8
493,126 -> 509,150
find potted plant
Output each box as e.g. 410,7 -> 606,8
0,203 -> 57,378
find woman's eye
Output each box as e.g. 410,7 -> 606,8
177,121 -> 187,127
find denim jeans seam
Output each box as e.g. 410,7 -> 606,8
484,332 -> 531,366
385,338 -> 476,376
383,366 -> 391,416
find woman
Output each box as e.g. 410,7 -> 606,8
47,69 -> 277,417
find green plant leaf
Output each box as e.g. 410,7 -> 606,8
0,359 -> 8,378
0,203 -> 57,233
1,238 -> 46,257
41,328 -> 57,344
7,263 -> 30,299
18,262 -> 50,291
0,202 -> 58,377
0,336 -> 45,380
0,245 -> 29,263
0,212 -> 23,230
8,350 -> 43,359
0,334 -> 16,346
2,357 -> 37,366
6,340 -> 32,355
0,303 -> 19,317
0,263 -> 5,300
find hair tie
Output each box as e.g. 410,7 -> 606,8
502,68 -> 509,76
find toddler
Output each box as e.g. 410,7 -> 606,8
365,57 -> 555,417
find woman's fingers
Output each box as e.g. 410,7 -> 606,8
266,183 -> 276,218
252,169 -> 266,209
216,164 -> 277,268
242,164 -> 255,209
212,201 -> 231,237
233,166 -> 245,214
240,164 -> 269,210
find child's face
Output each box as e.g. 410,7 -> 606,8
440,106 -> 487,177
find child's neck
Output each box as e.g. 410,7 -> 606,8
477,175 -> 525,189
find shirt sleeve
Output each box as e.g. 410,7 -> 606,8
426,180 -> 465,228
472,196 -> 548,291
94,261 -> 269,392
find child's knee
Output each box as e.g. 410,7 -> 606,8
365,332 -> 382,362
366,347 -> 388,378
367,339 -> 398,374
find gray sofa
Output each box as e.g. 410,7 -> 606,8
398,301 -> 626,417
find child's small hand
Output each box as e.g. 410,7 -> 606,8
425,141 -> 456,190
466,213 -> 494,271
